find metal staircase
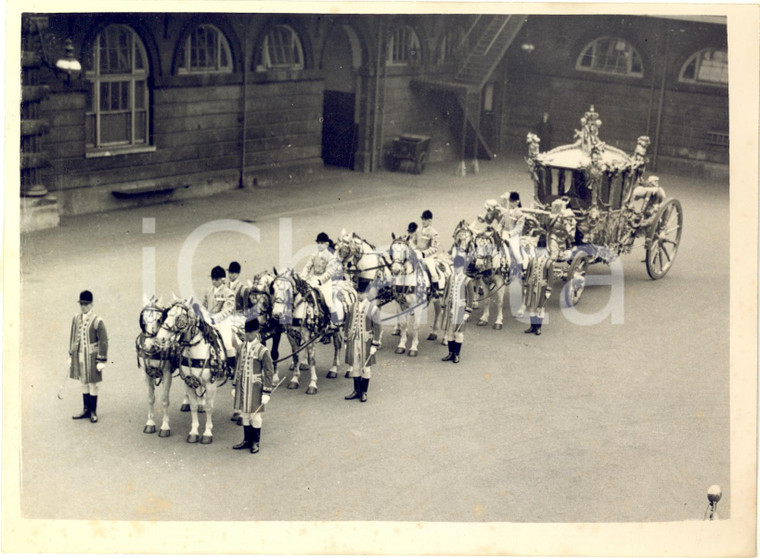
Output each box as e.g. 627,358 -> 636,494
412,15 -> 525,161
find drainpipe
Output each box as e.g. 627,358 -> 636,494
371,19 -> 383,171
652,22 -> 669,172
239,22 -> 249,187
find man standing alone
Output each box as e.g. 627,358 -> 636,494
69,290 -> 108,423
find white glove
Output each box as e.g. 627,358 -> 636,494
261,394 -> 271,405
369,346 -> 377,356
96,362 -> 105,372
231,388 -> 236,400
463,313 -> 470,321
67,357 -> 72,367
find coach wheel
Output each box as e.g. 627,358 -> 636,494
414,152 -> 427,174
645,199 -> 683,280
564,253 -> 589,307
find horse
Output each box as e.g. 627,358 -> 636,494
155,299 -> 231,444
335,230 -> 394,348
471,228 -> 513,329
135,296 -> 175,437
271,268 -> 357,394
246,270 -> 305,379
385,235 -> 451,356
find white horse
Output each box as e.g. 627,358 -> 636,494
155,299 -> 231,444
335,230 -> 393,350
471,228 -> 513,329
136,296 -> 174,437
271,268 -> 356,394
386,235 -> 451,356
246,270 -> 306,382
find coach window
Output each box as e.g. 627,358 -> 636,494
679,48 -> 728,86
576,36 -> 644,78
85,25 -> 153,156
177,24 -> 233,74
387,25 -> 421,67
255,24 -> 304,71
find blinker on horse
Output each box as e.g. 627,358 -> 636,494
155,299 -> 231,444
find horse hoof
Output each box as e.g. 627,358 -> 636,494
408,350 -> 418,357
236,417 -> 242,426
477,320 -> 487,326
180,404 -> 190,412
143,425 -> 156,434
200,435 -> 213,445
299,363 -> 310,371
441,339 -> 447,346
186,435 -> 200,444
306,387 -> 318,395
197,406 -> 206,414
287,381 -> 299,390
345,371 -> 351,379
493,323 -> 503,330
426,333 -> 437,341
395,348 -> 405,355
392,330 -> 401,337
289,362 -> 296,371
230,414 -> 240,422
158,429 -> 171,438
326,371 -> 338,379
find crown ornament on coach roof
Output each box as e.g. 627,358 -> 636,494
574,105 -> 603,154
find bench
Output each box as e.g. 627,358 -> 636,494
111,183 -> 188,199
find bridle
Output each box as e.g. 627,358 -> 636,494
136,302 -> 174,385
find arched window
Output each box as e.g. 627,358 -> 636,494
387,25 -> 421,66
255,24 -> 304,71
177,24 -> 233,74
576,36 -> 644,77
85,25 -> 150,152
437,25 -> 464,65
679,48 -> 728,86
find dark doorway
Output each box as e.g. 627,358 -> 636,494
322,90 -> 357,169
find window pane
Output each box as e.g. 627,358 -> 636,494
220,44 -> 228,67
135,80 -> 145,109
135,110 -> 147,143
100,82 -> 110,110
85,114 -> 95,145
120,81 -> 129,110
101,112 -> 130,144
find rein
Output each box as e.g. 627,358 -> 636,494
271,329 -> 329,364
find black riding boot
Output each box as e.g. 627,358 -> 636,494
233,425 -> 253,450
534,317 -> 543,336
72,394 -> 90,420
452,342 -> 461,364
89,395 -> 98,423
360,378 -> 370,402
442,341 -> 455,361
432,282 -> 441,298
345,377 -> 362,400
250,428 -> 261,454
524,317 -> 537,334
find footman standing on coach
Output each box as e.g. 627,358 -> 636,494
69,290 -> 108,423
231,318 -> 274,454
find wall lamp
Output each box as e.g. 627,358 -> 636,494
25,15 -> 82,82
